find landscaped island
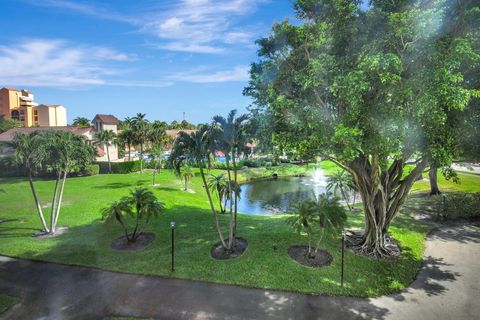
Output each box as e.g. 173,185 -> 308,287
1,162 -> 477,297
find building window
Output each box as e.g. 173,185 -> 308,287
11,110 -> 20,120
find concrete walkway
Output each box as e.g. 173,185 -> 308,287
0,224 -> 479,320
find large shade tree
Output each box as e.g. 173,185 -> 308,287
245,0 -> 480,257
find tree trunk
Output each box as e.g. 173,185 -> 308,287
140,143 -> 144,173
198,163 -> 227,248
429,166 -> 441,196
128,142 -> 131,161
106,144 -> 112,174
349,156 -> 427,258
225,153 -> 234,250
28,173 -> 49,233
232,148 -> 239,239
50,175 -> 60,233
53,170 -> 67,231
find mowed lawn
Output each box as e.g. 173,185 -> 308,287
0,163 -> 477,297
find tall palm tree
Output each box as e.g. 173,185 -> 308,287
102,188 -> 164,242
148,121 -> 167,185
120,117 -> 134,161
9,132 -> 49,232
132,113 -> 150,173
207,173 -> 228,213
72,117 -> 91,128
212,110 -> 249,242
45,131 -> 95,233
169,124 -> 228,249
95,130 -> 117,173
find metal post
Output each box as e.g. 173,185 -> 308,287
341,231 -> 345,288
170,221 -> 176,272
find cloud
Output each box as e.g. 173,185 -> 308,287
170,65 -> 250,83
25,0 -> 265,54
0,39 -> 141,87
143,0 -> 262,53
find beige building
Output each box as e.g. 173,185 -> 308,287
0,87 -> 67,127
92,114 -> 119,162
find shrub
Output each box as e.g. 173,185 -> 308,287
82,164 -> 100,176
97,160 -> 141,174
0,155 -> 23,177
434,193 -> 480,221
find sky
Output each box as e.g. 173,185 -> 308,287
0,0 -> 298,124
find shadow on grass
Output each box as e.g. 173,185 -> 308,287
93,180 -> 150,189
0,219 -> 39,238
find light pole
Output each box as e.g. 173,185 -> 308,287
170,221 -> 176,272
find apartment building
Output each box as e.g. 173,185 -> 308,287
0,87 -> 67,127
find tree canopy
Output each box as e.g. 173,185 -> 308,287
245,0 -> 480,257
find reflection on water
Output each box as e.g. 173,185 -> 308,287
237,168 -> 329,216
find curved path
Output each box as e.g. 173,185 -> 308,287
0,224 -> 479,320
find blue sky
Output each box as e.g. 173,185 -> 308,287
0,0 -> 298,124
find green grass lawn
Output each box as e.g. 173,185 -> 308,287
0,162 -> 477,297
0,294 -> 19,315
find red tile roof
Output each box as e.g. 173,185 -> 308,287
0,126 -> 92,142
93,114 -> 118,124
2,87 -> 20,92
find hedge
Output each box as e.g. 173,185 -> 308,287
434,192 -> 480,221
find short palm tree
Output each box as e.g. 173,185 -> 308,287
102,188 -> 164,242
326,170 -> 353,211
207,173 -> 229,213
287,195 -> 347,259
95,130 -> 117,173
179,165 -> 194,191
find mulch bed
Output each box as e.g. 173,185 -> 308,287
287,245 -> 333,268
211,237 -> 248,260
110,232 -> 155,251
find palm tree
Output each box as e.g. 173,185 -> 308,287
95,130 -> 117,173
45,131 -> 95,233
326,170 -> 353,211
102,188 -> 164,242
72,117 -> 91,128
287,195 -> 346,259
179,165 -> 194,191
148,122 -> 167,186
119,117 -> 134,161
9,132 -> 49,233
207,173 -> 228,213
169,124 -> 228,249
212,110 -> 249,242
132,113 -> 150,173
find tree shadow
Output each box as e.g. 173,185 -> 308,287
0,219 -> 39,238
93,180 -> 150,189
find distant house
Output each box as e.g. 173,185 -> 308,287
0,114 -> 120,162
92,114 -> 119,162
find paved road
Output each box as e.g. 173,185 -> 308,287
1,224 -> 479,320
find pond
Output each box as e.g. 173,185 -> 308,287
236,169 -> 329,216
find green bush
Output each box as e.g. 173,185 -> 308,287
97,161 -> 142,174
0,155 -> 23,177
434,193 -> 480,221
82,164 -> 100,176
